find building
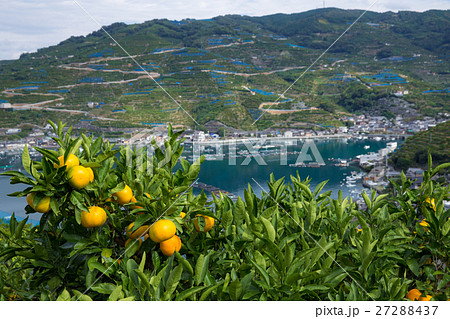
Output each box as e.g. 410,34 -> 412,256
284,131 -> 293,138
0,103 -> 12,109
6,128 -> 21,134
406,168 -> 424,178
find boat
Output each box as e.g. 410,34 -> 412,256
364,145 -> 370,149
335,160 -> 349,167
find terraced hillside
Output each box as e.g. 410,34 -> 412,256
0,8 -> 448,130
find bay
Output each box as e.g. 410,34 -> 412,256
0,137 -> 397,224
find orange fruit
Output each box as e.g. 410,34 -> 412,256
55,154 -> 79,172
125,238 -> 143,250
194,214 -> 214,233
130,196 -> 143,210
419,295 -> 432,301
406,289 -> 422,301
67,165 -> 91,189
425,198 -> 436,211
149,219 -> 176,243
81,206 -> 107,228
86,167 -> 94,183
179,212 -> 186,218
160,235 -> 181,257
113,185 -> 133,205
419,220 -> 429,227
126,222 -> 150,239
143,233 -> 149,241
26,192 -> 51,213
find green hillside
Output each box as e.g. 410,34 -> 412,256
391,121 -> 450,170
0,8 -> 449,130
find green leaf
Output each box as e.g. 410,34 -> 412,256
139,252 -> 146,272
195,253 -> 210,285
229,280 -> 242,301
250,259 -> 271,289
56,289 -> 71,301
199,280 -> 224,301
441,219 -> 450,237
175,251 -> 194,275
222,209 -> 233,229
22,144 -> 32,175
127,259 -> 140,289
70,191 -> 89,212
431,163 -> 450,177
260,216 -> 276,242
253,250 -> 266,270
234,197 -> 246,225
90,283 -> 117,295
71,290 -> 93,301
163,265 -> 183,300
82,162 -> 102,168
437,274 -> 450,290
134,268 -> 152,295
110,182 -> 126,194
66,137 -> 83,159
108,285 -> 124,301
14,217 -> 28,239
406,259 -> 420,277
175,286 -> 205,301
34,147 -> 59,163
119,296 -> 135,301
314,180 -> 328,196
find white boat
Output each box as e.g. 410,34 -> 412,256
364,145 -> 370,149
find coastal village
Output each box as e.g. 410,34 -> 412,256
1,113 -> 448,201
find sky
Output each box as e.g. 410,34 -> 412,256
0,0 -> 449,60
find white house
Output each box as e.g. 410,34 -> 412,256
6,128 -> 21,134
0,103 -> 12,109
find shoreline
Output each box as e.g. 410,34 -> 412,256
182,134 -> 353,146
0,210 -> 40,226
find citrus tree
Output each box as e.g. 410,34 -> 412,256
0,121 -> 449,301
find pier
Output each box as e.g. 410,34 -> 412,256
193,182 -> 237,199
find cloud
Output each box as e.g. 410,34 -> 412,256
0,0 -> 449,60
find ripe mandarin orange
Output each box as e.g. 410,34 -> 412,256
406,289 -> 422,301
26,192 -> 51,213
194,214 -> 214,233
149,219 -> 176,243
86,167 -> 94,183
55,154 -> 79,172
113,185 -> 133,205
160,235 -> 181,257
81,206 -> 107,228
419,295 -> 432,301
126,222 -> 150,239
179,212 -> 186,218
67,165 -> 91,189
